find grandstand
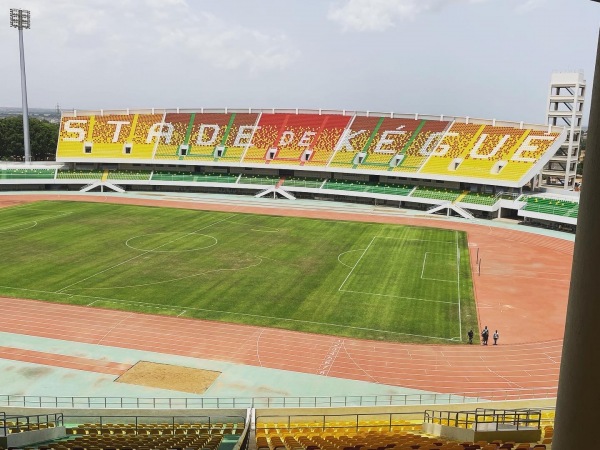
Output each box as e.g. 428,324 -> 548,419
0,108 -> 577,229
55,110 -> 565,188
0,405 -> 556,450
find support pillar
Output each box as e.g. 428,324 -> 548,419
553,30 -> 600,449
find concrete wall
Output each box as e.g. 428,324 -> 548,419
1,408 -> 247,424
422,423 -> 541,444
0,427 -> 66,448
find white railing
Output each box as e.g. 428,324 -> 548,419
0,388 -> 557,409
60,108 -> 563,134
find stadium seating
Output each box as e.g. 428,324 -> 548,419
421,123 -> 536,181
410,186 -> 462,202
176,113 -> 238,162
151,171 -> 239,183
255,417 -> 553,450
217,113 -> 261,162
87,114 -> 137,158
240,114 -> 350,166
522,196 -> 579,218
54,423 -> 236,450
392,120 -> 450,173
57,115 -> 92,157
304,115 -> 353,167
153,113 -> 192,160
56,111 -> 564,187
281,176 -> 325,188
238,174 -> 280,186
322,179 -> 413,196
353,118 -> 419,169
329,116 -> 381,169
56,170 -> 103,180
256,419 -> 441,450
0,168 -> 55,179
456,191 -> 499,206
106,170 -> 152,181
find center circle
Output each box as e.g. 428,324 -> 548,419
125,232 -> 218,253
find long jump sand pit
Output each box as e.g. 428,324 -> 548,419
116,361 -> 220,394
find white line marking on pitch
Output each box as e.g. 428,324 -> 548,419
339,289 -> 456,305
376,236 -> 455,244
337,249 -> 366,268
420,252 -> 459,283
338,236 -> 458,304
56,214 -> 237,293
338,236 -> 376,292
73,257 -> 263,290
0,221 -> 38,233
0,211 -> 72,233
0,284 -> 456,341
125,233 -> 218,253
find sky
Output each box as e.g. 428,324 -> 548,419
0,0 -> 598,125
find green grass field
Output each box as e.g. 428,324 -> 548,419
0,201 -> 478,343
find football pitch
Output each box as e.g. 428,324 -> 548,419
0,201 -> 478,343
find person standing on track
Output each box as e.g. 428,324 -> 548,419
481,326 -> 489,345
493,330 -> 499,345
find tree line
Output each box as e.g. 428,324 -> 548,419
0,116 -> 59,161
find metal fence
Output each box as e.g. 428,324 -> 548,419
0,411 -> 63,434
255,412 -> 423,433
0,389 -> 557,410
423,407 -> 542,431
60,415 -> 244,431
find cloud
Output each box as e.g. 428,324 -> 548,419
328,0 -> 485,32
3,0 -> 297,72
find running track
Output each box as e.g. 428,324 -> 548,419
0,194 -> 573,399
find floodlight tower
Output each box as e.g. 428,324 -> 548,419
9,8 -> 32,164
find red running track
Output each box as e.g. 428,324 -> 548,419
0,194 -> 573,399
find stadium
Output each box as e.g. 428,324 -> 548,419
1,2 -> 598,450
0,108 -> 574,448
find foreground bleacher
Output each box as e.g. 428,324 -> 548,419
0,413 -> 246,450
0,405 -> 559,450
255,409 -> 555,450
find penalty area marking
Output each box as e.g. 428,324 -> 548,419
338,236 -> 459,305
125,232 -> 218,253
338,237 -> 376,292
338,288 -> 456,305
420,252 -> 459,283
